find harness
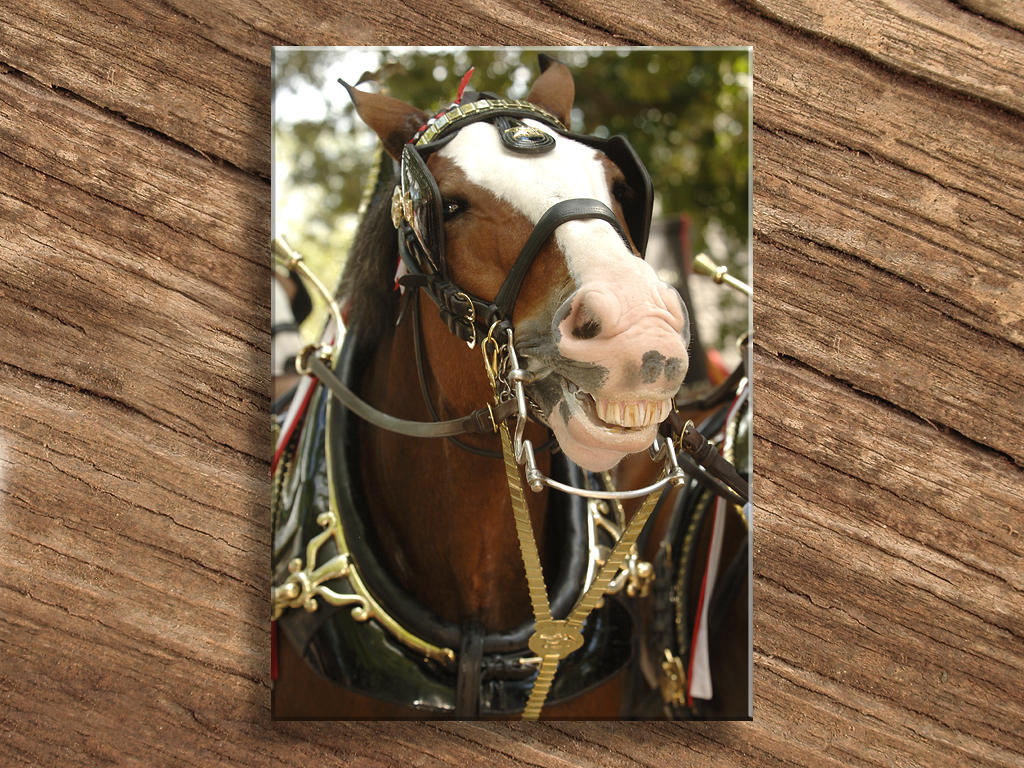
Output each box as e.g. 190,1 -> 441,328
273,332 -> 634,717
271,89 -> 751,719
652,366 -> 752,718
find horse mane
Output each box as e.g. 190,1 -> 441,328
336,149 -> 401,348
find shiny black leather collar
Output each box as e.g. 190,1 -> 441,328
331,328 -> 590,652
273,330 -> 634,716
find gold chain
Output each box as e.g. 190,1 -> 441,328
500,423 -> 565,719
501,422 -> 553,627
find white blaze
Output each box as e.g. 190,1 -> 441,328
437,121 -> 631,282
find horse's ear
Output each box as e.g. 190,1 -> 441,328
526,54 -> 575,128
340,80 -> 430,160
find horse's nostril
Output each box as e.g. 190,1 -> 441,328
572,316 -> 602,340
570,296 -> 604,340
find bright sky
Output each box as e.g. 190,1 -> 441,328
273,48 -> 380,124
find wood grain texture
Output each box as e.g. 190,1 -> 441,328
2,0 -> 1021,766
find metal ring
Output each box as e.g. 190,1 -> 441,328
295,343 -> 333,376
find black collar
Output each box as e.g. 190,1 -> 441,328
329,330 -> 592,654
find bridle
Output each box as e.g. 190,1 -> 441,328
277,90 -> 749,502
384,95 -> 651,457
390,94 -> 654,349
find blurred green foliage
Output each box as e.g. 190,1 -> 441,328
272,47 -> 750,350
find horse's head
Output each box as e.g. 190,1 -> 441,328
344,56 -> 689,472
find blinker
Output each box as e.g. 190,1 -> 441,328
398,144 -> 446,277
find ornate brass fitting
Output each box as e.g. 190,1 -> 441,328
271,506 -> 455,665
271,510 -> 368,621
660,649 -> 687,706
604,544 -> 656,599
391,186 -> 413,229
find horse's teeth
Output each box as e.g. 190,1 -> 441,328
624,403 -> 640,427
591,398 -> 673,427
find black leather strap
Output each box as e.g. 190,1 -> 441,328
491,198 -> 632,323
456,623 -> 485,717
676,421 -> 751,503
398,271 -> 491,345
306,352 -> 516,438
399,198 -> 633,339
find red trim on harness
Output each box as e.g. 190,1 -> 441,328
455,67 -> 475,104
410,68 -> 477,144
272,322 -> 339,474
685,387 -> 746,706
686,506 -> 717,709
272,379 -> 316,475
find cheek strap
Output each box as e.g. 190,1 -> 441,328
489,198 -> 632,324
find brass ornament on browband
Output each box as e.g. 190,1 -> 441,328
391,98 -> 564,246
494,115 -> 556,154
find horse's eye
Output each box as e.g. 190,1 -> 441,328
442,199 -> 465,220
612,181 -> 633,206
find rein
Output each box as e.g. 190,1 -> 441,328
300,345 -> 518,439
276,235 -> 519,441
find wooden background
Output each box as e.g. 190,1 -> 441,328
2,1 -> 1022,765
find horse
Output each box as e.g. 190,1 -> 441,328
271,54 -> 749,720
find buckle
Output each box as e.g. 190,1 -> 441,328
295,343 -> 333,376
453,291 -> 476,348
